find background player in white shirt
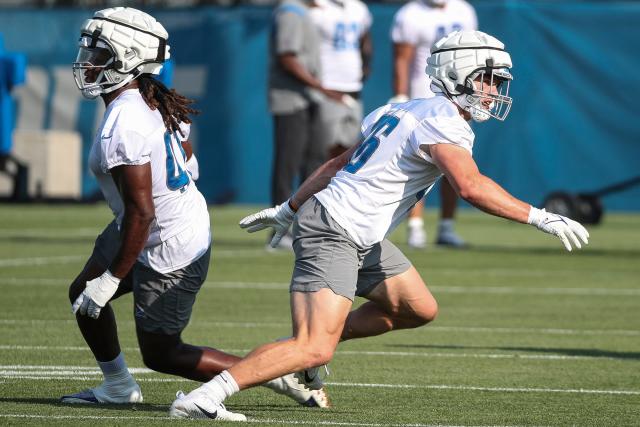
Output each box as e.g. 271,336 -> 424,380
63,7 -> 326,415
391,0 -> 478,249
309,0 -> 373,158
169,31 -> 589,420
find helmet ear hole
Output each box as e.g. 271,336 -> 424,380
447,71 -> 458,80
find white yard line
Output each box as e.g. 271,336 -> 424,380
0,414 -> 500,427
2,277 -> 638,297
1,317 -> 637,336
0,255 -> 85,267
1,347 -> 636,362
0,368 -> 637,396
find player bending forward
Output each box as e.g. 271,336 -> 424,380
62,7 -> 327,414
169,30 -> 589,420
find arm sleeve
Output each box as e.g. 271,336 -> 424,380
185,155 -> 199,181
177,122 -> 191,141
274,8 -> 306,55
410,116 -> 474,163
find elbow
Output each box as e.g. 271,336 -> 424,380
457,182 -> 480,204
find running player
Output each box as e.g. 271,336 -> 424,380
62,7 -> 326,415
169,30 -> 589,420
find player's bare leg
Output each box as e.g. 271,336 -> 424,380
169,288 -> 349,418
341,266 -> 438,341
436,179 -> 467,247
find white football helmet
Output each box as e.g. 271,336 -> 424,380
72,7 -> 170,99
426,30 -> 512,122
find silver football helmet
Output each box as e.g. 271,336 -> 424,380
72,7 -> 170,99
426,30 -> 513,122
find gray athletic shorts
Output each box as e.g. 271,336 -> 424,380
290,197 -> 412,300
318,96 -> 363,149
91,220 -> 210,335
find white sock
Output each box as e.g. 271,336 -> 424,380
98,352 -> 133,384
408,217 -> 424,229
202,370 -> 239,404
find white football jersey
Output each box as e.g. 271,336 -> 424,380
391,0 -> 477,98
89,89 -> 210,273
315,95 -> 474,247
309,0 -> 372,92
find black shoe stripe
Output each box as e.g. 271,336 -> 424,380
194,403 -> 218,419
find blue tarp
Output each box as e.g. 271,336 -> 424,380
0,1 -> 638,209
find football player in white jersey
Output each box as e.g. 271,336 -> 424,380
168,30 -> 589,419
309,0 -> 373,158
62,8 -> 327,416
391,0 -> 477,249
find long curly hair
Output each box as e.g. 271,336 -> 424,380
137,74 -> 200,138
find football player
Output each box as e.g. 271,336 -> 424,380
390,0 -> 477,248
168,30 -> 589,419
62,7 -> 327,417
309,0 -> 373,158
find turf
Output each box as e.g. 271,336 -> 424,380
0,204 -> 638,426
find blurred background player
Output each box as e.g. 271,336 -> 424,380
268,0 -> 344,249
309,0 -> 373,158
63,7 -> 326,411
390,0 -> 477,248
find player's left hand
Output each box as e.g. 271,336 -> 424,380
72,270 -> 121,319
527,207 -> 590,251
239,200 -> 296,248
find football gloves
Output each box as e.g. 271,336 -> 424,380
527,207 -> 589,251
72,270 -> 121,319
239,200 -> 296,248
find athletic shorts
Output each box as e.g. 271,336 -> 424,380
290,197 -> 412,300
318,96 -> 363,149
91,221 -> 210,335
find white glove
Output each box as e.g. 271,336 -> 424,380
239,200 -> 296,248
388,94 -> 410,104
527,207 -> 590,251
72,270 -> 121,319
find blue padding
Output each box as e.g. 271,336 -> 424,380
0,3 -> 638,209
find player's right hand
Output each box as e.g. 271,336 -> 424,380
527,207 -> 590,251
72,270 -> 121,319
239,200 -> 296,248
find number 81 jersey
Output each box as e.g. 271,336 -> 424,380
315,95 -> 474,247
89,89 -> 210,273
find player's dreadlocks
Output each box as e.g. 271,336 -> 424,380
137,75 -> 200,138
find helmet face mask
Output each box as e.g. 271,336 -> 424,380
72,7 -> 170,99
425,30 -> 513,122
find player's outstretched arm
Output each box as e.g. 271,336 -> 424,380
429,143 -> 589,251
240,143 -> 361,247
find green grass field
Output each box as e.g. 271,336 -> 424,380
0,204 -> 638,426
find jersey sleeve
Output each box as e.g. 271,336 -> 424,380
361,3 -> 373,31
410,115 -> 474,162
273,6 -> 307,55
99,112 -> 152,172
390,7 -> 419,45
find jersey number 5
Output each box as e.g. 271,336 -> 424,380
344,114 -> 400,174
164,132 -> 190,191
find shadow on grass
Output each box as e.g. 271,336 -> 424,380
388,343 -> 640,360
0,397 -> 166,413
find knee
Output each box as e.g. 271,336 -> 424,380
297,340 -> 335,368
395,298 -> 438,329
141,346 -> 172,374
68,280 -> 84,304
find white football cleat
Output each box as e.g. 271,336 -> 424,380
265,373 -> 330,408
61,378 -> 143,404
294,365 -> 329,391
169,390 -> 247,421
